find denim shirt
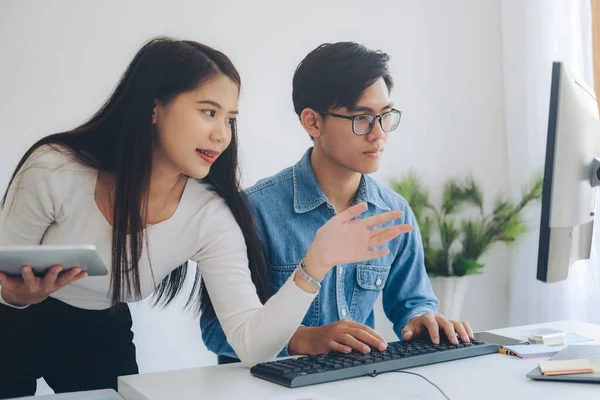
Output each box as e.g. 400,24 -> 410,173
200,148 -> 439,359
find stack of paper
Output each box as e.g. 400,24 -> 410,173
502,344 -> 561,359
527,328 -> 567,346
538,359 -> 596,376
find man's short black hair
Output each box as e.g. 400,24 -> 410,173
292,42 -> 393,117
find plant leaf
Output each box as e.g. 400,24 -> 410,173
522,171 -> 544,202
500,214 -> 527,246
389,171 -> 431,225
424,247 -> 448,277
452,256 -> 485,276
459,219 -> 493,261
440,218 -> 459,252
421,216 -> 433,247
442,176 -> 483,215
492,200 -> 514,221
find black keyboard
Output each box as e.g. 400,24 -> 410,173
251,336 -> 499,388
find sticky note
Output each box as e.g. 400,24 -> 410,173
538,359 -> 595,375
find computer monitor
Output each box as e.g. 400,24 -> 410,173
537,61 -> 600,282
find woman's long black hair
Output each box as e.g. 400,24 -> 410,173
1,37 -> 270,313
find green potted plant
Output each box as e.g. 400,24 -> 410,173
389,171 -> 543,319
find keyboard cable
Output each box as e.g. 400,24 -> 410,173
370,369 -> 451,400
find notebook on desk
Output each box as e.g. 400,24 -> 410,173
503,344 -> 560,359
527,345 -> 600,383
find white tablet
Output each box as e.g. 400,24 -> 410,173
0,244 -> 108,277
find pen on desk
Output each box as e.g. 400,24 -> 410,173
498,348 -> 517,356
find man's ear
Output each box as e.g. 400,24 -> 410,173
300,108 -> 324,139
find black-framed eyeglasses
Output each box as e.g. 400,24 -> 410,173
319,108 -> 402,135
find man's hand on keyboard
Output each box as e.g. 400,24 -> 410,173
288,320 -> 388,356
401,313 -> 474,345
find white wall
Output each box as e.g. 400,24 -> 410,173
0,0 -> 509,392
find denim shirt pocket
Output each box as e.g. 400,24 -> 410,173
356,265 -> 392,290
350,265 -> 392,322
267,263 -> 298,291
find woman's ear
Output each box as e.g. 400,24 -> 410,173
152,99 -> 164,125
300,108 -> 324,140
152,102 -> 158,125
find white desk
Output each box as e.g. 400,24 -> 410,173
118,320 -> 600,400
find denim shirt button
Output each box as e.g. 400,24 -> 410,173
339,267 -> 344,275
342,309 -> 347,318
376,276 -> 383,286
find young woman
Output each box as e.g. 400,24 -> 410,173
0,37 -> 410,398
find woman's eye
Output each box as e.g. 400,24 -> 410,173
202,110 -> 216,117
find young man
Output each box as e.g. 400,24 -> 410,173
200,42 -> 473,363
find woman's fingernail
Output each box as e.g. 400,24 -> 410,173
363,346 -> 370,353
379,342 -> 387,350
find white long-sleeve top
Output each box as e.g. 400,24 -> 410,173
0,146 -> 316,365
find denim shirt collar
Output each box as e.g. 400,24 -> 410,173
292,148 -> 391,214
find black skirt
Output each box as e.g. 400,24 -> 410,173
0,296 -> 138,398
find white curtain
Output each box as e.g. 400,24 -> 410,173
502,0 -> 600,325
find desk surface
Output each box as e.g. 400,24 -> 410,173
118,320 -> 600,400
